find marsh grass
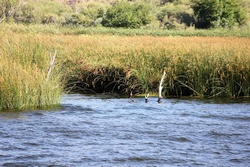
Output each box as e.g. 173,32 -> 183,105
57,35 -> 249,98
0,33 -> 63,110
0,59 -> 62,110
0,26 -> 249,110
1,23 -> 250,37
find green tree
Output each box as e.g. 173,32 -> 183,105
80,3 -> 105,26
102,1 -> 152,28
157,3 -> 194,29
192,0 -> 246,28
64,3 -> 105,27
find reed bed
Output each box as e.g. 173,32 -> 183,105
0,32 -> 63,110
0,30 -> 249,110
57,35 -> 249,98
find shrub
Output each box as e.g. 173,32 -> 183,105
42,13 -> 60,24
0,0 -> 22,23
64,13 -> 91,26
192,0 -> 247,28
64,3 -> 105,27
12,0 -> 72,24
81,3 -> 104,20
14,3 -> 35,23
157,3 -> 194,29
102,1 -> 152,28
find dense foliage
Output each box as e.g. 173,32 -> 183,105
1,28 -> 249,110
192,0 -> 247,28
156,2 -> 194,29
64,3 -> 104,26
0,0 -> 21,22
1,0 -> 249,29
102,1 -> 152,28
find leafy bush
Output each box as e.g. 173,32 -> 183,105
192,0 -> 247,28
12,0 -> 72,24
81,3 -> 104,21
64,13 -> 91,26
14,3 -> 34,23
64,3 -> 105,27
157,3 -> 194,29
42,13 -> 60,24
102,1 -> 152,28
0,0 -> 22,23
161,0 -> 192,5
63,3 -> 105,27
1,0 -> 248,30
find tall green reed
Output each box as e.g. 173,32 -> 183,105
0,33 -> 63,110
60,35 -> 250,98
1,29 -> 249,102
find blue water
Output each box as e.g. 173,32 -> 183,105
0,94 -> 249,166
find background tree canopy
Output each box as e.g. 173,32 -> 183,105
0,0 -> 249,29
192,0 -> 247,28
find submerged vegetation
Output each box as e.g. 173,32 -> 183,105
1,25 -> 249,110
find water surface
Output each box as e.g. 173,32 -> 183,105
0,94 -> 249,166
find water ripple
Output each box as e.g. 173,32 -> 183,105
0,94 -> 249,166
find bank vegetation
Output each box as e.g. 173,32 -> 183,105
0,26 -> 249,110
0,0 -> 250,110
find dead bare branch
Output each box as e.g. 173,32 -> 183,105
46,50 -> 57,82
158,70 -> 166,103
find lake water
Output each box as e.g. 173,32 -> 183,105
0,94 -> 249,166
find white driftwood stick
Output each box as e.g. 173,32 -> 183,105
158,70 -> 166,103
130,91 -> 135,102
46,50 -> 57,82
145,93 -> 149,103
